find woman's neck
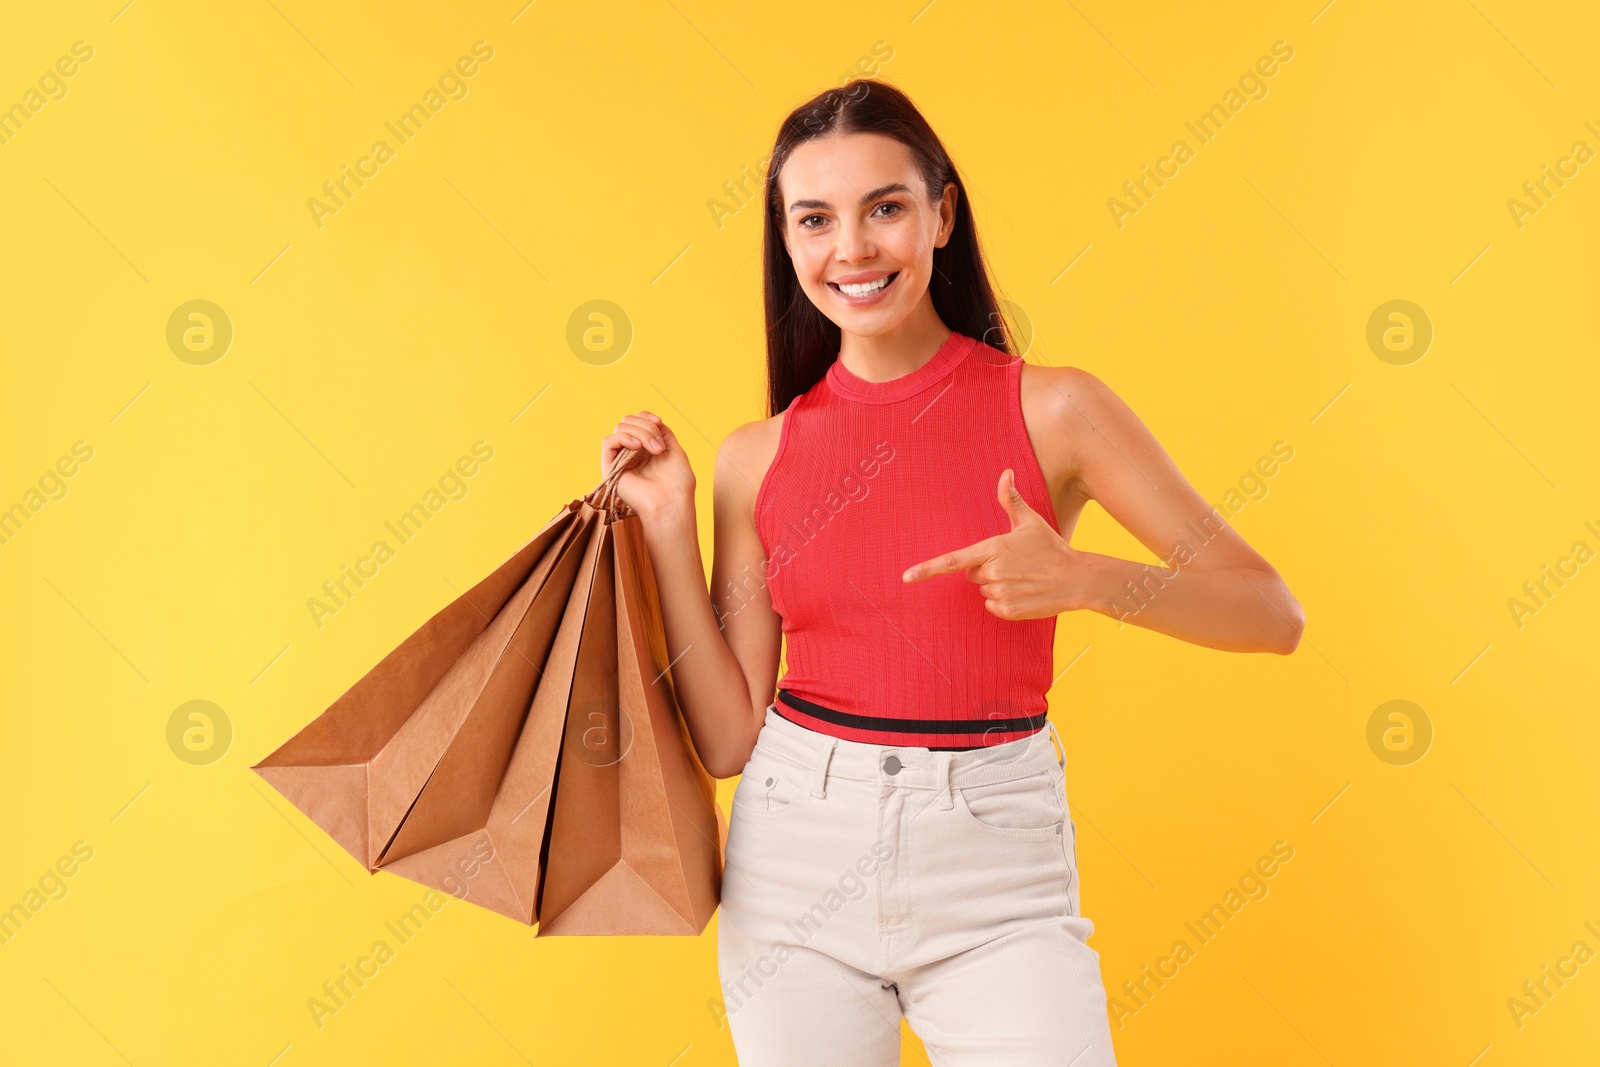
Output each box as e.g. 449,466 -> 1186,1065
836,311 -> 954,384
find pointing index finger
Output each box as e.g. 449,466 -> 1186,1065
902,541 -> 988,583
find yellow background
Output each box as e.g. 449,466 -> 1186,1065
2,0 -> 1596,1063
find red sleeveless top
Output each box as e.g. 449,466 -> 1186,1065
754,329 -> 1061,749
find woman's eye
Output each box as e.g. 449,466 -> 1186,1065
874,202 -> 902,218
799,214 -> 825,229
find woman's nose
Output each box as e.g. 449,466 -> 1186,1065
833,219 -> 873,262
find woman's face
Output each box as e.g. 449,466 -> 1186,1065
777,131 -> 956,336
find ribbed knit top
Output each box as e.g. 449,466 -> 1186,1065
754,329 -> 1062,748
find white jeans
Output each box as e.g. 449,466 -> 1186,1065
716,704 -> 1118,1066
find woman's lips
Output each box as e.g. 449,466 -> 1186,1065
827,271 -> 900,306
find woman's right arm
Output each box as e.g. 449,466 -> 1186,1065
602,412 -> 782,779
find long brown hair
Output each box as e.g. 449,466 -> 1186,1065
762,79 -> 1013,417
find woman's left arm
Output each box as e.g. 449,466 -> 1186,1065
903,365 -> 1305,655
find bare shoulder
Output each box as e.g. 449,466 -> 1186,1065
1018,361 -> 1113,420
1018,362 -> 1113,483
715,411 -> 787,522
719,411 -> 785,478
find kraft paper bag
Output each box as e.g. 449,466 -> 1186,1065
252,447 -> 726,932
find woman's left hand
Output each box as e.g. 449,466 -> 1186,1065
901,469 -> 1095,620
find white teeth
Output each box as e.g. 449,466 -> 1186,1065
837,275 -> 891,296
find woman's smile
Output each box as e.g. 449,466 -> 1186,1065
828,270 -> 900,306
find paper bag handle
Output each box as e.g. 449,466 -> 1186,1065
585,445 -> 644,519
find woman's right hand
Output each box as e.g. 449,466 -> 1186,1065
600,411 -> 695,524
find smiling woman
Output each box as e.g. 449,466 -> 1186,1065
599,76 -> 1303,1067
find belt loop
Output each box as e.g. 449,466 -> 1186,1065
1046,720 -> 1065,769
936,751 -> 954,810
811,738 -> 838,798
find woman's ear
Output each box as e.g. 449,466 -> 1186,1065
935,180 -> 958,248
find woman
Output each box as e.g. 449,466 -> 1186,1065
601,79 -> 1304,1067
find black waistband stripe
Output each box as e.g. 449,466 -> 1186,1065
776,689 -> 1047,740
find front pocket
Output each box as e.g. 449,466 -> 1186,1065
952,771 -> 1066,837
730,752 -> 814,820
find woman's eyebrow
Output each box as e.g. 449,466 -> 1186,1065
788,182 -> 912,213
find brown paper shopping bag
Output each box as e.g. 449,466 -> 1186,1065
251,447 -> 725,932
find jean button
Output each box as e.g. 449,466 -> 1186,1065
883,755 -> 902,775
